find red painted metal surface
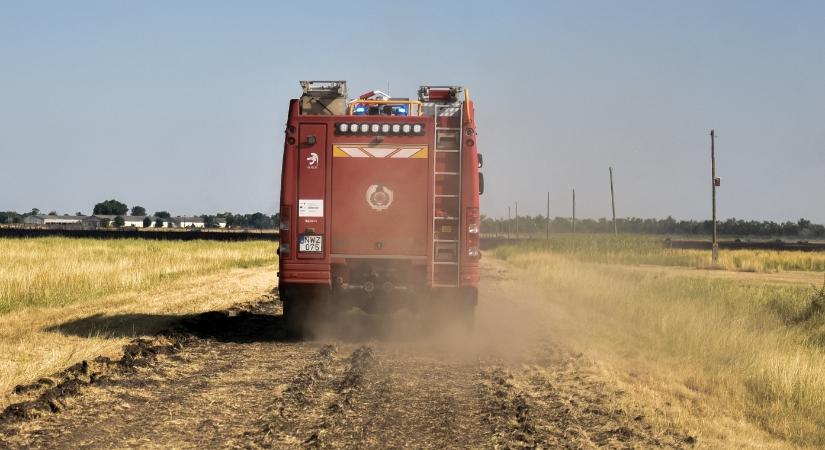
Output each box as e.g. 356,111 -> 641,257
331,146 -> 429,256
278,89 -> 480,291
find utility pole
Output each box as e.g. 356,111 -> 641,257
546,191 -> 550,239
515,201 -> 519,240
507,206 -> 511,240
572,189 -> 576,233
711,130 -> 719,264
609,167 -> 617,235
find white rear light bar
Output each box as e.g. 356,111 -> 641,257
335,122 -> 425,136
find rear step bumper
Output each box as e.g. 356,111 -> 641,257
279,262 -> 330,284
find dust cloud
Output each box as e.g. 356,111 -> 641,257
304,260 -> 558,367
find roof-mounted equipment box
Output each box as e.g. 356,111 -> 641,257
299,80 -> 348,115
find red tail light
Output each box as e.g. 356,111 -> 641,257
466,207 -> 480,258
279,205 -> 291,257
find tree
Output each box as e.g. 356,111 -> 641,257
114,216 -> 125,227
131,206 -> 147,216
155,217 -> 165,228
143,217 -> 152,227
0,211 -> 21,224
154,211 -> 171,218
248,212 -> 272,229
202,215 -> 219,228
30,208 -> 40,216
93,199 -> 128,215
100,218 -> 111,228
48,211 -> 57,216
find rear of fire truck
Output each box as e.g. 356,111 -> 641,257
278,81 -> 483,337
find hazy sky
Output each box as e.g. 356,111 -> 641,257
2,1 -> 823,222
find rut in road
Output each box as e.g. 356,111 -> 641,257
0,261 -> 694,449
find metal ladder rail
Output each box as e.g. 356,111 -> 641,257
431,103 -> 463,287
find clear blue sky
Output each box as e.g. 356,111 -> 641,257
1,1 -> 823,222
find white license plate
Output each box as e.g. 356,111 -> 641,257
299,235 -> 323,252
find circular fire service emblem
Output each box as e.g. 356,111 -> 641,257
366,185 -> 394,211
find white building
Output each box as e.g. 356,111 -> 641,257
21,214 -> 226,228
94,215 -> 152,227
171,216 -> 227,228
23,215 -> 103,227
23,215 -> 84,225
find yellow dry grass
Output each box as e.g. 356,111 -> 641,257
0,238 -> 278,410
0,237 -> 275,313
496,235 -> 825,272
496,244 -> 825,448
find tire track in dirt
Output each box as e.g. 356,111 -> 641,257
314,346 -> 491,449
248,345 -> 376,449
480,357 -> 693,449
482,366 -> 545,448
246,344 -> 339,448
301,345 -> 376,449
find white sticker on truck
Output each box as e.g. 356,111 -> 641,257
298,199 -> 324,217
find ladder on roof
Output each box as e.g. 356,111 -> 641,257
430,102 -> 463,288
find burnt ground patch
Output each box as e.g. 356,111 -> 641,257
1,295 -> 287,428
0,335 -> 189,424
45,297 -> 286,343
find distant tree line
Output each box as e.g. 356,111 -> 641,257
482,215 -> 825,238
0,199 -> 279,230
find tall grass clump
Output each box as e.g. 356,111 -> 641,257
0,238 -> 276,313
502,250 -> 825,446
494,234 -> 825,272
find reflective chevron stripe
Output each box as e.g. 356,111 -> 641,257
333,145 -> 427,158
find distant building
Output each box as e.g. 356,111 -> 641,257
23,215 -> 85,225
94,215 -> 151,227
81,216 -> 103,227
22,214 -> 102,228
21,213 -> 227,229
170,216 -> 227,228
150,217 -> 175,228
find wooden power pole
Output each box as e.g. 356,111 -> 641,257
515,201 -> 519,239
507,206 -> 511,240
546,191 -> 550,239
711,130 -> 719,264
609,167 -> 617,235
572,189 -> 576,233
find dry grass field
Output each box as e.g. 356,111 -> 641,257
0,238 -> 277,409
495,234 -> 825,272
0,237 -> 275,313
496,240 -> 825,447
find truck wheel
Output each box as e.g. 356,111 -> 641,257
284,287 -> 331,339
283,299 -> 306,339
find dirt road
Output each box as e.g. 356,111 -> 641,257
0,261 -> 692,449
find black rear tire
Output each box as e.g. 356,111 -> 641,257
283,286 -> 332,339
283,298 -> 307,339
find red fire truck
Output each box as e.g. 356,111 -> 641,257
278,81 -> 483,336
